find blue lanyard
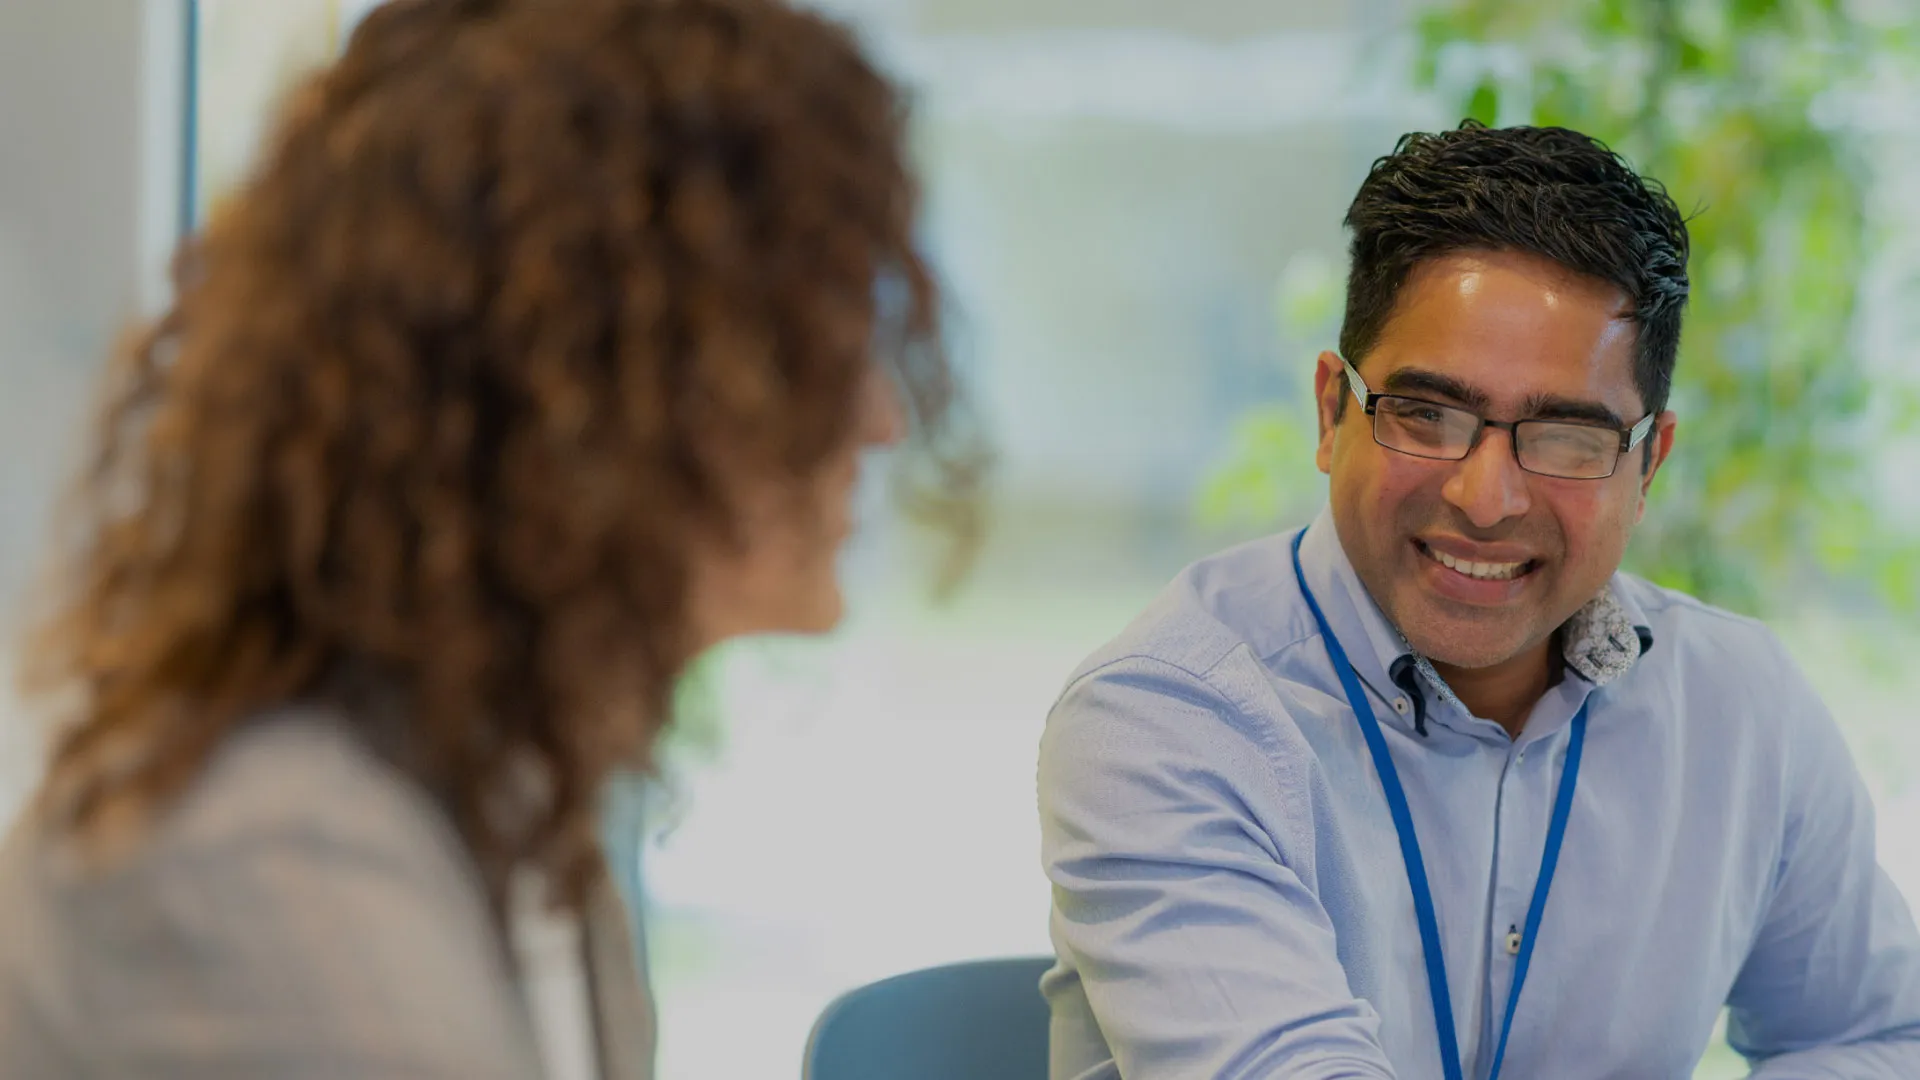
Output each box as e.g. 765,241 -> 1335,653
1289,531 -> 1587,1080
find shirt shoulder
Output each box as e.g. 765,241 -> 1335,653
1066,531 -> 1323,692
1609,573 -> 1837,758
1614,573 -> 1805,690
163,707 -> 461,857
1044,533 -> 1342,802
0,708 -> 543,1078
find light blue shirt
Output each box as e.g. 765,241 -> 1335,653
1038,508 -> 1920,1079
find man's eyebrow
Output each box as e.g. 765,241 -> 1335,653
1381,367 -> 1631,428
1379,368 -> 1491,412
1521,393 -> 1628,429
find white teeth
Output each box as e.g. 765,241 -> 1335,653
1429,546 -> 1527,581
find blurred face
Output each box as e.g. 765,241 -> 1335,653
691,364 -> 906,645
1315,250 -> 1676,672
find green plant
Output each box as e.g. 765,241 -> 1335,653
1203,0 -> 1920,620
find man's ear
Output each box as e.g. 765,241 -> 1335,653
1634,411 -> 1678,523
1314,351 -> 1345,476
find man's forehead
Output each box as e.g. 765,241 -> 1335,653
1366,258 -> 1646,417
1378,256 -> 1636,367
1402,249 -> 1632,314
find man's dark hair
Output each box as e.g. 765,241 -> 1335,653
1339,121 -> 1691,418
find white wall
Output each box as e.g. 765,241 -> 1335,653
0,0 -> 183,823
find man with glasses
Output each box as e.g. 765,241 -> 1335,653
1038,122 -> 1920,1079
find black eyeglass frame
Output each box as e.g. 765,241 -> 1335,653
1340,356 -> 1656,480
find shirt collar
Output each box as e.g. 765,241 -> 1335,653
1561,584 -> 1654,685
1298,507 -> 1415,710
1296,506 -> 1654,733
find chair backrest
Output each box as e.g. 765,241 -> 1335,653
801,956 -> 1054,1080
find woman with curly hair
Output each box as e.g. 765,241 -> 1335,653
0,0 -> 979,1076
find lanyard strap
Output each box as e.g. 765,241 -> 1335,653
1290,531 -> 1587,1080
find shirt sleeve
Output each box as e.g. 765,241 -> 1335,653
1039,654 -> 1400,1080
1726,643 -> 1920,1077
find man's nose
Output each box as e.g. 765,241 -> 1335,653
1440,427 -> 1531,528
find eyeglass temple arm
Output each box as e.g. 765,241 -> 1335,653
1624,411 -> 1657,450
1341,357 -> 1370,405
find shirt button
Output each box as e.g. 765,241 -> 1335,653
1392,698 -> 1411,715
1505,930 -> 1523,955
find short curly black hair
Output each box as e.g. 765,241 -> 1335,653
1339,121 -> 1691,417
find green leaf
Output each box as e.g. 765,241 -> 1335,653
1466,76 -> 1501,126
1276,251 -> 1344,340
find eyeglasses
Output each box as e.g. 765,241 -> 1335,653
1341,357 -> 1655,480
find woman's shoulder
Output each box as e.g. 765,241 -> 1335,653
1,703 -> 500,956
0,705 -> 541,1078
156,705 -> 461,862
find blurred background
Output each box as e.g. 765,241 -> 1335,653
2,2 -> 1917,1078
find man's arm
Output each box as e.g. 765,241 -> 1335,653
1725,645 -> 1920,1077
1039,654 -> 1399,1080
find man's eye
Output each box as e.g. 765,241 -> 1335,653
1389,402 -> 1446,424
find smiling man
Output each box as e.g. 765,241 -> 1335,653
1037,123 -> 1920,1079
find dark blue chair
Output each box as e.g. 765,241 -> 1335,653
801,956 -> 1054,1080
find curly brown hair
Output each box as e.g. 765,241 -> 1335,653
23,0 -> 980,910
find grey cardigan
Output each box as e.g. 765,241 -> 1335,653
0,708 -> 654,1079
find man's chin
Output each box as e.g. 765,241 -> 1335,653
1396,606 -> 1537,672
1416,638 -> 1530,672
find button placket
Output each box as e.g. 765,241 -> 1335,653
1495,745 -> 1530,967
1489,743 -> 1534,1030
